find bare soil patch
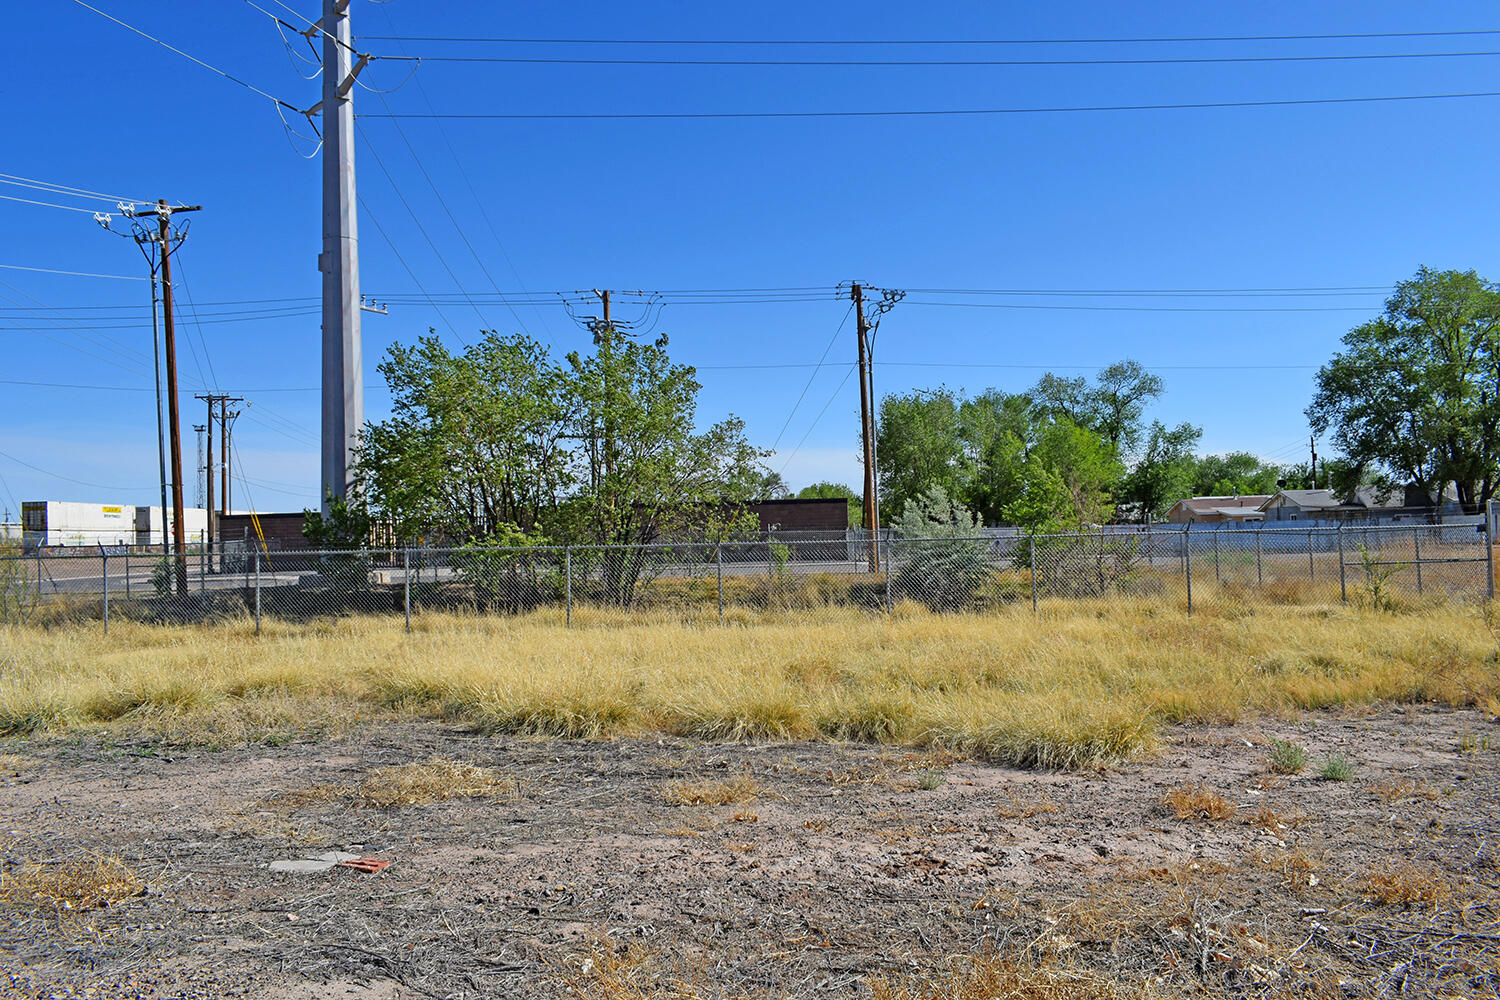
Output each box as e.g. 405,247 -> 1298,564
1,704 -> 1497,998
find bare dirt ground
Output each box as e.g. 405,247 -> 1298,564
2,705 -> 1498,999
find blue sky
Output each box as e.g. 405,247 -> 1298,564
3,1 -> 1500,517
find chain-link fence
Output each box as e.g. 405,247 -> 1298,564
2,516 -> 1493,631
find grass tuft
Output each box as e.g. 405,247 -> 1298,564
1364,860 -> 1459,909
0,856 -> 143,914
1266,738 -> 1309,774
1161,784 -> 1237,822
1317,752 -> 1356,781
662,775 -> 762,807
870,954 -> 1151,1000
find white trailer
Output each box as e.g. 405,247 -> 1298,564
133,506 -> 210,547
21,500 -> 137,547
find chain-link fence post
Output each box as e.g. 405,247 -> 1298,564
716,543 -> 724,622
884,535 -> 893,614
1337,521 -> 1347,603
565,545 -> 573,627
1183,522 -> 1193,614
1212,527 -> 1221,582
124,547 -> 131,599
1413,526 -> 1423,596
36,550 -> 42,596
200,531 -> 206,593
403,547 -> 412,632
1029,533 -> 1037,614
1255,528 -> 1262,585
101,547 -> 108,636
1145,521 -> 1152,566
1487,500 -> 1495,600
1308,529 -> 1315,580
253,550 -> 261,635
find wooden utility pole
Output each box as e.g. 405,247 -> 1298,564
196,394 -> 244,558
222,400 -> 240,516
203,394 -> 214,554
1310,436 -> 1318,489
594,289 -> 615,488
156,203 -> 194,592
853,283 -> 879,571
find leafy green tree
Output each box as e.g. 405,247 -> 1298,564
1029,419 -> 1125,527
956,390 -> 1032,525
1190,452 -> 1285,497
1307,267 -> 1500,508
796,481 -> 862,528
1119,421 -> 1202,522
361,333 -> 572,541
874,388 -> 968,524
1092,361 -> 1165,453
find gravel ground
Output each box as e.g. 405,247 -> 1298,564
2,704 -> 1498,999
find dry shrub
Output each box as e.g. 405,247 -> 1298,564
1371,779 -> 1439,803
997,790 -> 1061,819
274,757 -> 513,811
1364,861 -> 1458,909
1161,784 -> 1237,822
560,942 -> 731,1000
0,856 -> 143,913
662,775 -> 762,806
870,954 -> 1151,1000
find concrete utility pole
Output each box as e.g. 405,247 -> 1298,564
309,0 -> 369,512
852,283 -> 879,571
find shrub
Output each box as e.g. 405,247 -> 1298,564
891,486 -> 989,612
1318,752 -> 1356,781
1267,738 -> 1309,774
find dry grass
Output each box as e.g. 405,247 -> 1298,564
273,757 -> 513,811
1161,784 -> 1237,822
0,855 -> 143,913
2,600 -> 1497,769
1370,778 -> 1440,803
1363,860 -> 1460,909
870,954 -> 1154,1000
662,775 -> 762,806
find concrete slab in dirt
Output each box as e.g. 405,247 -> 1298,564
268,858 -> 336,874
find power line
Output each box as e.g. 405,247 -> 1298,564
68,0 -> 301,111
0,445 -> 147,492
357,196 -> 467,343
0,192 -> 108,214
0,172 -> 149,206
778,364 -> 858,476
389,48 -> 1500,68
359,28 -> 1500,46
0,263 -> 149,281
360,89 -> 1500,120
769,303 -> 853,452
0,378 -> 316,393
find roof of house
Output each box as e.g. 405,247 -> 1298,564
1169,494 -> 1272,515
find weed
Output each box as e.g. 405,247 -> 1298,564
1317,753 -> 1356,781
662,775 -> 762,807
1161,784 -> 1237,822
1371,779 -> 1438,803
272,757 -> 513,811
870,953 -> 1148,1000
914,768 -> 946,790
1266,738 -> 1309,774
996,791 -> 1060,820
1364,861 -> 1457,909
0,855 -> 143,914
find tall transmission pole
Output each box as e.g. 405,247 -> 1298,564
308,0 -> 369,512
193,424 -> 206,509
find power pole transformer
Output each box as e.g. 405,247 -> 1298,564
305,0 -> 369,512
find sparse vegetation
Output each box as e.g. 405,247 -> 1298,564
1318,752 -> 1356,781
1364,860 -> 1459,909
1161,783 -> 1237,822
273,757 -> 513,811
1266,738 -> 1309,774
662,775 -> 762,807
0,855 -> 143,914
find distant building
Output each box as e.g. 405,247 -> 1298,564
1164,495 -> 1271,524
1258,484 -> 1461,522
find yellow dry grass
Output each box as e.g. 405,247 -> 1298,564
1161,784 -> 1237,822
662,775 -> 762,807
869,955 -> 1156,1000
0,855 -> 143,913
1,599 -> 1497,769
273,757 -> 514,810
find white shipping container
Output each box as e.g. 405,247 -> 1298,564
21,500 -> 137,547
133,506 -> 210,547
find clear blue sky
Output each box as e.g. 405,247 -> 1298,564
3,1 -> 1499,517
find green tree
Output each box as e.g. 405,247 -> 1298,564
1119,421 -> 1203,522
892,485 -> 989,611
874,388 -> 967,524
360,332 -> 572,541
1029,419 -> 1125,527
1092,360 -> 1165,453
1190,452 -> 1285,497
956,390 -> 1032,525
796,481 -> 862,528
1307,267 -> 1500,508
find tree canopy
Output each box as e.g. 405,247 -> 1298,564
1308,267 -> 1500,508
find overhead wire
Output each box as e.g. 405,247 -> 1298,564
0,446 -> 148,492
769,302 -> 853,453
357,195 -> 467,343
0,263 -> 148,281
68,0 -> 302,111
0,173 -> 149,206
384,49 -> 1500,68
359,89 -> 1500,120
358,28 -> 1500,46
777,365 -> 858,476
